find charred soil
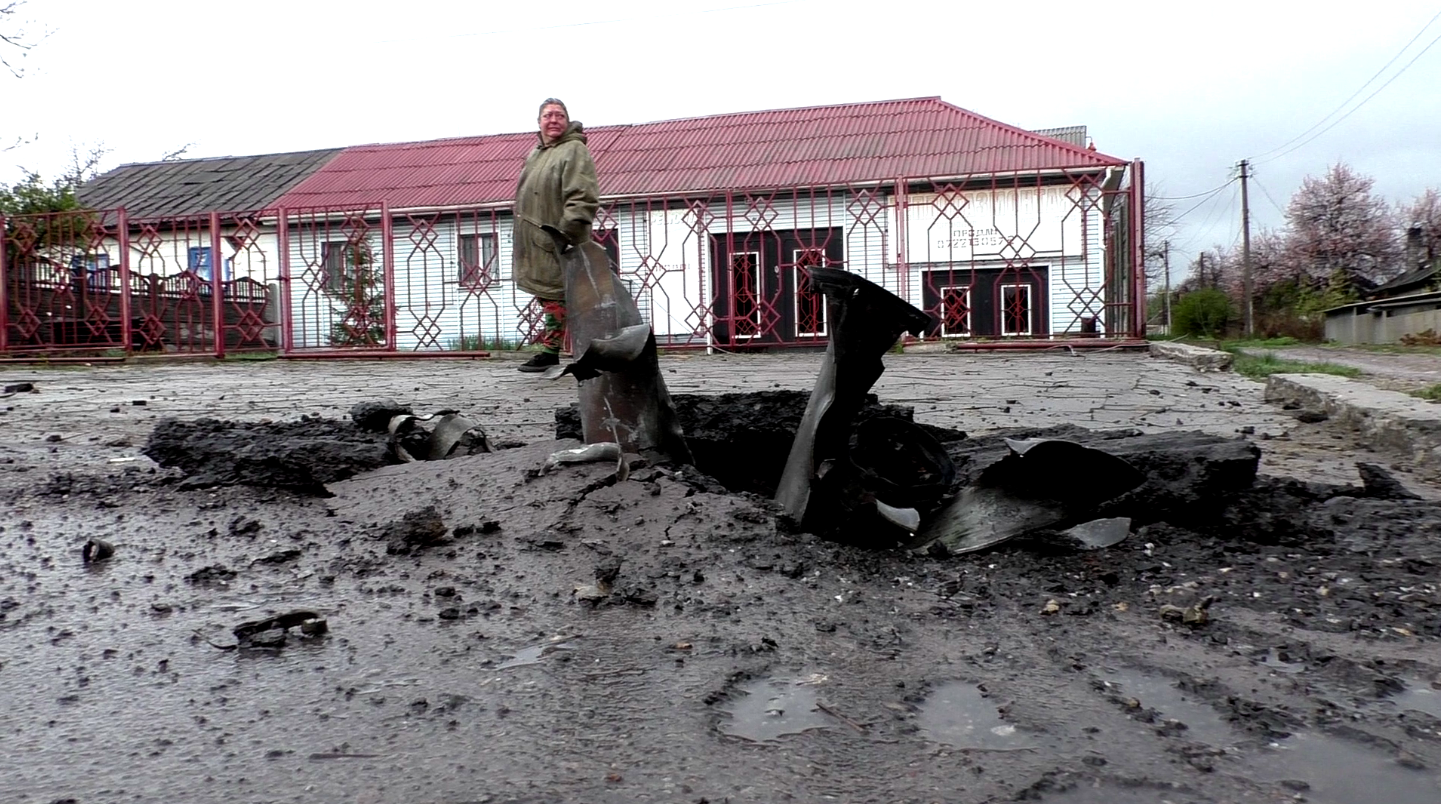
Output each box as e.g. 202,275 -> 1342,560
2,386 -> 1441,804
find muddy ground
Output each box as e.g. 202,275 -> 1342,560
3,351 -> 1441,804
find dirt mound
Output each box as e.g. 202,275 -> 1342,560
143,415 -> 391,494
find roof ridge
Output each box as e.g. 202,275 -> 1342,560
932,99 -> 1121,162
107,147 -> 344,171
623,96 -> 945,126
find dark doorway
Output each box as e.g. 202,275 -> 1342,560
921,265 -> 1048,339
709,227 -> 842,346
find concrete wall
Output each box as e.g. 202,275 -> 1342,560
1326,302 -> 1441,345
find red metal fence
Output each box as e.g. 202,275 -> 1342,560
2,164 -> 1143,358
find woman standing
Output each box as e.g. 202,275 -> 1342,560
511,98 -> 599,372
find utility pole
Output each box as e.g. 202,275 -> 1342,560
1163,240 -> 1172,334
1238,159 -> 1254,337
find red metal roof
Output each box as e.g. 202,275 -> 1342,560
271,97 -> 1128,211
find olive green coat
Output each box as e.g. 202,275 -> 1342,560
511,122 -> 600,301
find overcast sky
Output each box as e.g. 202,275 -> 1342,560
3,0 -> 1438,282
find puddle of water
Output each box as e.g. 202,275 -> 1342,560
1389,680 -> 1441,719
496,638 -> 575,670
915,681 -> 1033,750
1246,731 -> 1440,804
1100,668 -> 1235,748
718,676 -> 831,742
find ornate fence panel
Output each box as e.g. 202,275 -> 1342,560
597,196 -> 715,349
126,215 -> 224,354
281,205 -> 390,353
215,212 -> 282,354
1,209 -> 126,356
386,208 -> 521,353
897,168 -> 1138,342
3,166 -> 1141,359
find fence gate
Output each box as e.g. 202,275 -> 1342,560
281,206 -> 391,354
2,209 -> 126,356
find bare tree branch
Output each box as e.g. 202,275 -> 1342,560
0,1 -> 47,79
64,140 -> 111,185
161,143 -> 197,162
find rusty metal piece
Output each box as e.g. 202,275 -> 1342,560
81,538 -> 114,564
911,439 -> 1145,555
1160,596 -> 1214,626
233,610 -> 325,643
387,410 -> 492,462
774,267 -> 933,539
541,225 -> 691,466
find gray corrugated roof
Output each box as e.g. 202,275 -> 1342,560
1032,126 -> 1088,148
1368,259 -> 1439,298
78,148 -> 342,220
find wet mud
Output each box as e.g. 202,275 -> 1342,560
3,389 -> 1441,803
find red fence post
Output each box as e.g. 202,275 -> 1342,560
277,207 -> 292,355
0,213 -> 7,355
210,211 -> 225,358
381,203 -> 396,351
894,179 -> 909,310
118,208 -> 132,355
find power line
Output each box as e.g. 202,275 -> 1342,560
1249,173 -> 1289,218
1250,8 -> 1441,162
1152,180 -> 1240,201
1255,20 -> 1441,165
1195,183 -> 1241,247
1171,182 -> 1239,254
1170,179 -> 1236,224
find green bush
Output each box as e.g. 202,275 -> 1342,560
1173,288 -> 1235,339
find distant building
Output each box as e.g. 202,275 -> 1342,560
1324,225 -> 1441,345
12,97 -> 1145,357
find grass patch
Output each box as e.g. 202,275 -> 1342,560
450,334 -> 523,352
1410,383 -> 1441,401
1226,349 -> 1362,381
1220,336 -> 1302,349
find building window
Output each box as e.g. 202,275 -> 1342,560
1000,283 -> 1033,336
940,285 -> 971,337
187,246 -> 233,282
188,246 -> 213,278
323,240 -> 371,293
793,248 -> 827,338
458,232 -> 497,288
731,251 -> 761,339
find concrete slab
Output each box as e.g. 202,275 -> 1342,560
1149,341 -> 1233,371
1265,372 -> 1441,472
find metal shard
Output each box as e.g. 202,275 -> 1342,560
426,412 -> 491,460
912,438 -> 1145,555
1061,517 -> 1133,549
875,500 -> 921,534
541,226 -> 692,466
774,267 -> 934,539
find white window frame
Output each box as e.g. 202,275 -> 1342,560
940,285 -> 972,338
457,232 -> 497,286
731,251 -> 761,340
999,283 -> 1034,337
792,248 -> 828,339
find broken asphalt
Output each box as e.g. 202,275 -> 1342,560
3,348 -> 1441,804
